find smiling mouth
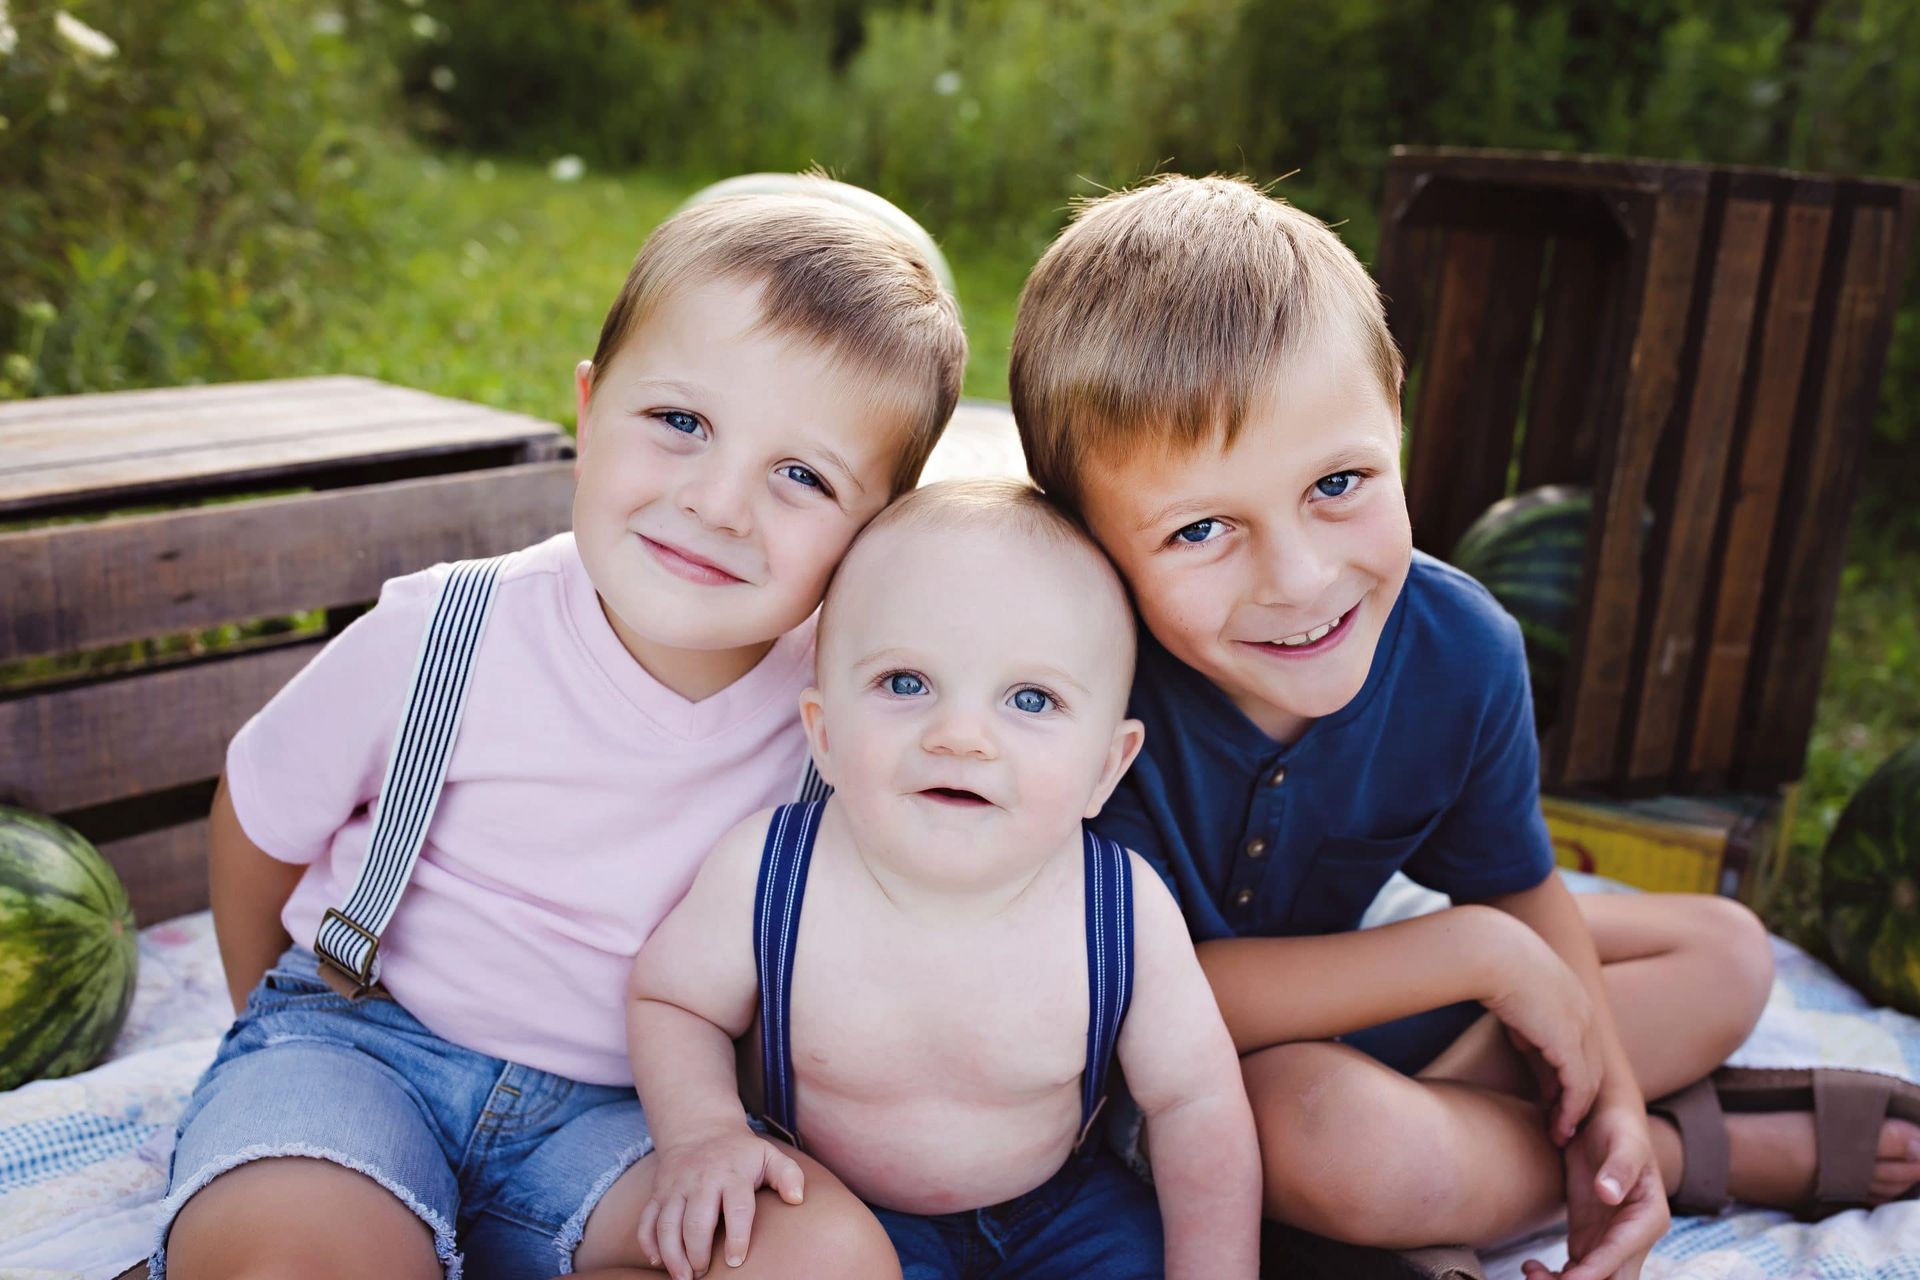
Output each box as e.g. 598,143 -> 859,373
918,787 -> 992,807
1248,607 -> 1355,654
640,535 -> 745,585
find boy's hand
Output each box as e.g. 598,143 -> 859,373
1482,930 -> 1601,1145
636,1126 -> 805,1280
1521,1101 -> 1667,1280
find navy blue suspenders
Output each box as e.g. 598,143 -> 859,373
752,800 -> 1136,1151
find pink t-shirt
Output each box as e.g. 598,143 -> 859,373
226,532 -> 814,1085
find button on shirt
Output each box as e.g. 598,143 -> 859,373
1091,552 -> 1555,943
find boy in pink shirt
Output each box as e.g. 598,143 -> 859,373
148,188 -> 966,1280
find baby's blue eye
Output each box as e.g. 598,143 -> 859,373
1174,519 -> 1219,544
1011,688 -> 1052,714
1315,471 -> 1359,498
658,410 -> 701,435
781,464 -> 823,489
887,673 -> 927,696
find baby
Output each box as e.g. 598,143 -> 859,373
624,479 -> 1260,1279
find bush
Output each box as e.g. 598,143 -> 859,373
0,0 -> 405,398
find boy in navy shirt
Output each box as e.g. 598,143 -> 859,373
1009,174 -> 1920,1278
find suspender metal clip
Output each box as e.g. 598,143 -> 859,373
316,907 -> 383,996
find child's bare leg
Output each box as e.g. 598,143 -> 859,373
572,1142 -> 901,1279
1423,892 -> 1920,1208
1245,1040 -> 1566,1246
164,1158 -> 442,1279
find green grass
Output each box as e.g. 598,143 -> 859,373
296,151 -> 1916,945
293,153 -> 1027,429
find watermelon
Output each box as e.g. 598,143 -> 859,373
1,807 -> 139,1091
1448,485 -> 1594,725
675,172 -> 958,302
1821,741 -> 1920,1016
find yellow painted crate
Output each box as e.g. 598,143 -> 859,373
1543,791 -> 1785,898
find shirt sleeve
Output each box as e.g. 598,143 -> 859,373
1401,620 -> 1556,899
224,571 -> 441,865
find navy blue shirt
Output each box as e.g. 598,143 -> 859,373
1092,551 -> 1555,942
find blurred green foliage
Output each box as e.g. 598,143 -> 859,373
0,0 -> 405,398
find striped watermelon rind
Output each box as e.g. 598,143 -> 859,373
1821,741 -> 1920,1017
0,807 -> 139,1091
1449,485 -> 1595,725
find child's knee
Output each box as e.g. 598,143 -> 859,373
1687,894 -> 1774,1041
1245,1044 -> 1461,1235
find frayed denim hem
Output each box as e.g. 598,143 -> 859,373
148,1142 -> 462,1279
551,1133 -> 654,1275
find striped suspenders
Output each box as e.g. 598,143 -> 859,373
312,555 -> 827,994
315,556 -> 509,992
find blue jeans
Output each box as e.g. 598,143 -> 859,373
872,1144 -> 1164,1279
152,947 -> 652,1279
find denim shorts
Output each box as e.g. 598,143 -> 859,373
151,947 -> 652,1279
872,1144 -> 1163,1280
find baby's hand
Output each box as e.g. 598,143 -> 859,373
637,1126 -> 805,1280
1483,931 -> 1600,1145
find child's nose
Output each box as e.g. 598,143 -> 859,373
1255,531 -> 1341,608
674,465 -> 753,536
921,707 -> 996,759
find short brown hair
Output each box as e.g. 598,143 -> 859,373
590,187 -> 967,495
1010,174 -> 1403,512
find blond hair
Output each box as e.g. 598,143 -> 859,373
589,186 -> 967,495
1010,174 -> 1403,512
818,478 -> 1135,680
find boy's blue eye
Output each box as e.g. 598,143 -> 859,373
1315,471 -> 1360,498
1174,518 -> 1220,544
781,464 -> 823,489
887,673 -> 927,696
658,410 -> 701,435
1011,688 -> 1052,714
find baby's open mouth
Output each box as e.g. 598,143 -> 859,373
919,787 -> 991,806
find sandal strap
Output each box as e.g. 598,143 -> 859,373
1648,1077 -> 1730,1214
1812,1069 -> 1891,1208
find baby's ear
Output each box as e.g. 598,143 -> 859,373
1084,717 -> 1145,820
798,687 -> 833,785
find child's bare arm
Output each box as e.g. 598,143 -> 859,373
628,811 -> 802,1280
1117,856 -> 1261,1280
207,774 -> 304,1012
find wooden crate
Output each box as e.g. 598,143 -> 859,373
0,377 -> 577,924
1376,148 -> 1919,796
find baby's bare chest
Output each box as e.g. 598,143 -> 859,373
785,901 -> 1093,1100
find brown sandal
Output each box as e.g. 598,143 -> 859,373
1652,1066 -> 1920,1218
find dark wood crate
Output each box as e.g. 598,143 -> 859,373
0,377 -> 577,923
1377,148 -> 1919,796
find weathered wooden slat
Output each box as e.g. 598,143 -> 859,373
1688,187 -> 1834,778
0,419 -> 562,517
1626,192 -> 1775,782
1375,164 -> 1440,382
1,462 -> 575,663
1407,232 -> 1498,552
98,820 -> 211,926
1741,196 -> 1911,787
1555,181 -> 1710,786
0,375 -> 377,426
1520,236 -> 1624,487
0,641 -> 320,814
